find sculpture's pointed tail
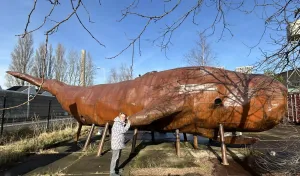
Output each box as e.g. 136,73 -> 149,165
7,71 -> 44,86
6,71 -> 63,96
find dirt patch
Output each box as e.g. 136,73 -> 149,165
130,168 -> 206,176
129,143 -> 216,176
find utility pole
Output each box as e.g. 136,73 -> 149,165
76,49 -> 86,143
80,49 -> 86,87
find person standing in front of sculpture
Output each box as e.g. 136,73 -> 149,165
110,112 -> 131,176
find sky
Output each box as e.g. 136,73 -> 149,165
0,0 -> 286,89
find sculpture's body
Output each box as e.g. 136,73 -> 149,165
7,66 -> 287,142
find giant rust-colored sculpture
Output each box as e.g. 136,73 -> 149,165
7,66 -> 287,144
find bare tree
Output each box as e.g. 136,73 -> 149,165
66,49 -> 80,85
31,44 -> 44,79
185,33 -> 217,66
31,43 -> 54,79
119,63 -> 133,81
5,33 -> 34,87
107,63 -> 133,83
54,43 -> 67,82
85,52 -> 96,86
107,68 -> 119,84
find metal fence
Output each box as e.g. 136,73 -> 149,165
0,90 -> 69,135
287,93 -> 300,124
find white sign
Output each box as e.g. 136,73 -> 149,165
178,84 -> 217,94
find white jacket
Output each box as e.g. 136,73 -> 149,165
111,116 -> 131,150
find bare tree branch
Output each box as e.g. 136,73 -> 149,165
17,2 -> 57,37
46,0 -> 81,35
48,0 -> 60,5
71,0 -> 105,47
80,0 -> 95,23
106,18 -> 151,59
23,0 -> 38,37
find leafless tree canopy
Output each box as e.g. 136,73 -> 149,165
6,33 -> 34,87
107,68 -> 119,84
66,49 -> 80,86
185,33 -> 217,66
31,43 -> 54,79
6,38 -> 96,87
54,43 -> 67,82
107,63 -> 133,83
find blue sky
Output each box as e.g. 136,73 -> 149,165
0,0 -> 283,88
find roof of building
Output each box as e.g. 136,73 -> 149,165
278,68 -> 300,75
6,86 -> 53,96
7,86 -> 29,91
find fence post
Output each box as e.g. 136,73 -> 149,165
1,96 -> 7,136
47,100 -> 52,130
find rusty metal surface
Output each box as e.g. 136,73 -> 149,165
7,66 -> 287,142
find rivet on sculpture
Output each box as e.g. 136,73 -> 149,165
7,66 -> 287,144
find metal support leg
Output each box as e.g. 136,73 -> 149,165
219,123 -> 229,165
183,133 -> 187,142
131,128 -> 138,154
83,124 -> 95,151
1,96 -> 6,136
295,94 -> 299,123
75,122 -> 82,143
291,94 -> 295,122
176,129 -> 180,157
46,100 -> 52,131
151,130 -> 155,142
97,122 -> 109,156
193,135 -> 198,149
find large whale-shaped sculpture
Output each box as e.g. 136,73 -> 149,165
7,66 -> 287,143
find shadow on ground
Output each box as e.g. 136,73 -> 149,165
0,134 -> 101,176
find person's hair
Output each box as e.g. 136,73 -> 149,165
119,112 -> 126,116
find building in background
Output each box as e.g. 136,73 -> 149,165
235,66 -> 254,74
277,68 -> 300,92
7,86 -> 53,96
216,66 -> 225,69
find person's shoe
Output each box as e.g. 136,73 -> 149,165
117,168 -> 124,173
110,173 -> 120,176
